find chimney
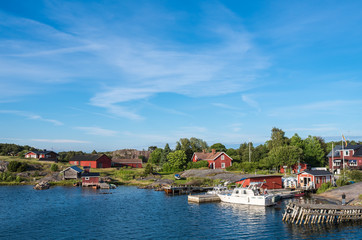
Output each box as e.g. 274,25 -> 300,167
202,149 -> 206,154
212,149 -> 216,154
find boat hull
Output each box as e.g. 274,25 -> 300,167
217,194 -> 275,206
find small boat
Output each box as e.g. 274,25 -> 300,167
294,192 -> 305,197
217,182 -> 275,206
174,174 -> 181,180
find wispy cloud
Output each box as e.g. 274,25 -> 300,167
75,127 -> 118,137
31,139 -> 90,144
242,94 -> 261,112
0,110 -> 63,126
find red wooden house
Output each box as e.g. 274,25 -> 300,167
235,175 -> 283,189
327,144 -> 362,174
25,150 -> 58,161
112,158 -> 143,168
280,163 -> 309,174
191,149 -> 232,169
69,154 -> 112,168
297,169 -> 333,190
81,167 -> 100,187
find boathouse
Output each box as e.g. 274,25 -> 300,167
81,167 -> 100,187
192,149 -> 232,169
327,144 -> 362,174
61,166 -> 83,180
297,169 -> 333,190
69,154 -> 112,168
25,150 -> 58,161
235,175 -> 283,189
112,158 -> 143,168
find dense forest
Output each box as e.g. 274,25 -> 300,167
1,127 -> 361,173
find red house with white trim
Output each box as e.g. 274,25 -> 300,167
191,149 -> 232,169
297,169 -> 333,190
235,175 -> 283,189
69,154 -> 112,168
25,150 -> 58,161
327,144 -> 362,174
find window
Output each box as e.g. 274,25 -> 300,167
349,160 -> 357,166
333,160 -> 341,166
85,177 -> 89,180
221,163 -> 225,168
221,155 -> 225,160
345,151 -> 349,156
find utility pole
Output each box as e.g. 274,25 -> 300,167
248,140 -> 251,163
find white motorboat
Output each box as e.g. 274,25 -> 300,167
206,185 -> 232,195
217,182 -> 275,206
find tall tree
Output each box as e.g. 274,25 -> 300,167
148,148 -> 163,164
190,137 -> 208,152
267,127 -> 289,150
303,136 -> 326,167
167,150 -> 187,171
268,146 -> 303,169
210,143 -> 226,152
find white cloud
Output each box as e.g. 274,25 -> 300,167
242,94 -> 261,112
0,110 -> 63,126
75,127 -> 118,137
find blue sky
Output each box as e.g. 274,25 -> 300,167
1,0 -> 362,152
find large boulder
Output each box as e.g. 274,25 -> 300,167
0,161 -> 9,172
33,181 -> 50,190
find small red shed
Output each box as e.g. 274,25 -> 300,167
191,149 -> 232,169
69,154 -> 112,168
235,175 -> 283,189
81,167 -> 100,187
297,170 -> 333,190
112,158 -> 143,168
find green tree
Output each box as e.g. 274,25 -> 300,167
160,143 -> 172,165
190,137 -> 208,152
303,136 -> 326,167
290,133 -> 303,148
148,148 -> 163,165
268,146 -> 303,169
210,143 -> 226,152
91,150 -> 97,154
167,150 -> 187,171
148,146 -> 157,152
143,163 -> 154,176
267,127 -> 289,150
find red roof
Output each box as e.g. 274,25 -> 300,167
193,152 -> 232,161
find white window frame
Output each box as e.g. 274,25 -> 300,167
345,150 -> 349,156
349,160 -> 357,166
85,177 -> 89,180
221,163 -> 225,168
221,155 -> 225,160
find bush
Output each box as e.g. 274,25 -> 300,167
336,178 -> 348,187
7,161 -> 21,172
17,163 -> 28,172
316,182 -> 333,194
347,170 -> 362,182
50,164 -> 59,172
186,161 -> 209,169
143,163 -> 153,176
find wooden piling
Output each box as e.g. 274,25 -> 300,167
282,203 -> 362,225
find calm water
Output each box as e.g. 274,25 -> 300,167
0,186 -> 360,240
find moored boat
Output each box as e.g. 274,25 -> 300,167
217,182 -> 275,206
206,185 -> 232,195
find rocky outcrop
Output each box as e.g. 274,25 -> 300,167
111,149 -> 150,161
0,161 -> 9,172
33,181 -> 50,190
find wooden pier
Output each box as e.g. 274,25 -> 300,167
163,186 -> 213,195
282,202 -> 362,224
188,194 -> 221,203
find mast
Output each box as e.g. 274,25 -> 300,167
332,142 -> 334,173
342,136 -> 345,179
248,140 -> 251,163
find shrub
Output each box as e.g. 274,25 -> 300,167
143,163 -> 154,176
336,178 -> 348,187
50,164 -> 59,172
347,170 -> 362,182
316,182 -> 333,194
7,161 -> 21,172
17,163 -> 28,172
186,161 -> 209,169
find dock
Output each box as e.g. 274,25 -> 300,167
163,186 -> 214,195
282,202 -> 362,224
188,194 -> 221,203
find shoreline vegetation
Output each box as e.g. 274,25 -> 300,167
1,156 -> 361,206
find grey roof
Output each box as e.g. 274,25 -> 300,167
299,169 -> 332,176
82,172 -> 100,177
70,154 -> 104,161
327,144 -> 362,157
